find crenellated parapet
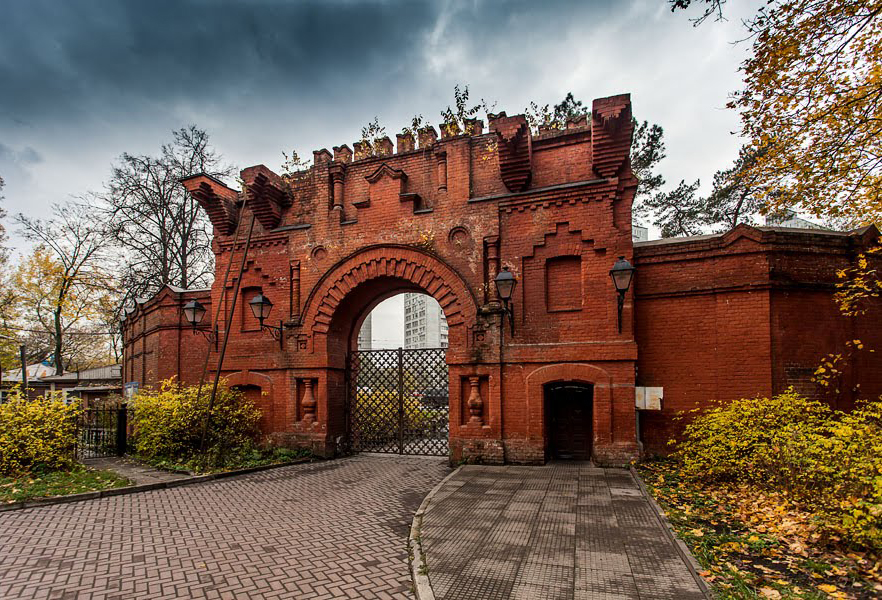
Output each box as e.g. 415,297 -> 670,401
180,173 -> 240,235
488,112 -> 532,192
591,95 -> 633,179
181,94 -> 634,237
241,164 -> 290,230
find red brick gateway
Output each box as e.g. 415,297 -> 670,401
121,94 -> 882,465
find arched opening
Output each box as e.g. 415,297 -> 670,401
347,292 -> 450,455
324,279 -> 454,456
231,384 -> 268,430
544,382 -> 594,460
295,246 -> 479,459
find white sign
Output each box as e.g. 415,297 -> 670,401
635,386 -> 663,410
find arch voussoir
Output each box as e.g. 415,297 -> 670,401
300,245 -> 478,338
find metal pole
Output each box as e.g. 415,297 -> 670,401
19,345 -> 27,391
116,404 -> 128,456
194,195 -> 251,397
199,215 -> 257,454
617,292 -> 624,334
397,347 -> 404,455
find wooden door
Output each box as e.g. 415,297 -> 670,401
547,385 -> 592,460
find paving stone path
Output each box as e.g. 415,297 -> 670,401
420,463 -> 706,600
0,455 -> 449,599
82,456 -> 191,486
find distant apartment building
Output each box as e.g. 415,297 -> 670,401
403,293 -> 448,349
357,313 -> 372,350
632,224 -> 649,242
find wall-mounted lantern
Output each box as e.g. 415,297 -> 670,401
609,256 -> 635,334
183,300 -> 207,328
249,293 -> 285,349
494,267 -> 517,335
182,299 -> 218,350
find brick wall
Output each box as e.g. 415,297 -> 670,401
122,92 -> 882,465
634,225 -> 882,455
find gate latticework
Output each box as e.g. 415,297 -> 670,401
77,405 -> 132,459
347,348 -> 449,456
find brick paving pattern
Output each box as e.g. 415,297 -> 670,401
0,455 -> 449,599
421,463 -> 705,600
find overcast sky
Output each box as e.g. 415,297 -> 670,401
0,0 -> 758,347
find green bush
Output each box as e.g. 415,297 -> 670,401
0,390 -> 81,476
674,389 -> 882,548
131,379 -> 261,465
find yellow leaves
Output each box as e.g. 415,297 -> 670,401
732,0 -> 882,226
817,583 -> 838,594
759,587 -> 781,599
689,528 -> 705,537
131,378 -> 261,463
0,392 -> 81,476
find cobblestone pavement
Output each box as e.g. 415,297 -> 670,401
421,463 -> 706,600
0,455 -> 449,599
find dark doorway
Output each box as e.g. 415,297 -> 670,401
546,383 -> 593,460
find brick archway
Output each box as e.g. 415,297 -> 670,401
523,363 -> 613,462
133,94 -> 646,464
225,370 -> 277,434
290,245 -> 481,456
300,244 -> 479,336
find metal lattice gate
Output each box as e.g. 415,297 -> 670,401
346,347 -> 449,456
77,405 -> 132,459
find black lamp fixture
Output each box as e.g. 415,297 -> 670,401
183,300 -> 207,328
249,293 -> 285,348
182,299 -> 218,350
494,267 -> 517,335
609,256 -> 636,333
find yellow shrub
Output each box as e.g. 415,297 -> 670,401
0,390 -> 81,475
131,379 -> 261,464
798,398 -> 882,548
674,390 -> 882,548
675,389 -> 832,486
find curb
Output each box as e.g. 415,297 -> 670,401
0,458 -> 313,513
408,465 -> 463,600
630,466 -> 712,599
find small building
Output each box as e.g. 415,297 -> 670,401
1,363 -> 123,406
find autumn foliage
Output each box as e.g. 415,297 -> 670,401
0,390 -> 80,476
130,379 -> 261,465
674,390 -> 882,548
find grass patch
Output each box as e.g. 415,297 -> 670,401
144,446 -> 312,475
0,467 -> 130,503
638,459 -> 881,599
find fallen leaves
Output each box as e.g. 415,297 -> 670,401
637,460 -> 881,599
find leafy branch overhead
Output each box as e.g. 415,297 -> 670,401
672,0 -> 882,227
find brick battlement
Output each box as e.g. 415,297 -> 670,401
183,95 -> 632,236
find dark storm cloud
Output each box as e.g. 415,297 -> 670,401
0,0 -> 615,126
0,0 -> 752,257
0,0 -> 439,123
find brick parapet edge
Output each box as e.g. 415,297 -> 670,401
0,458 -> 313,513
408,466 -> 463,600
630,465 -> 712,599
